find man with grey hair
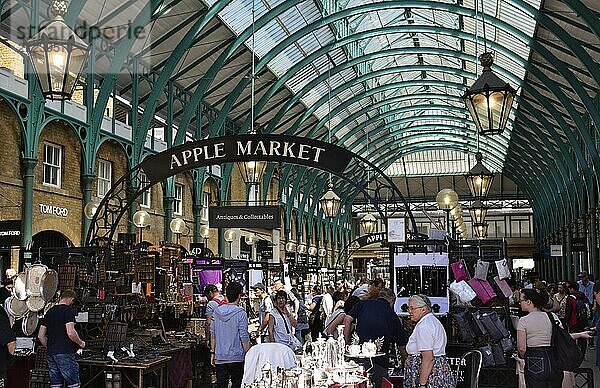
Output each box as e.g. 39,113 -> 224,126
343,288 -> 407,388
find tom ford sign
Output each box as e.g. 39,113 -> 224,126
0,220 -> 21,247
140,135 -> 354,183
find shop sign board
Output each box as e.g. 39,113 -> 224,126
550,244 -> 563,256
0,220 -> 21,247
354,232 -> 387,248
445,346 -> 472,387
189,242 -> 205,257
296,253 -> 308,267
387,218 -> 406,243
209,206 -> 280,228
38,203 -> 68,217
571,237 -> 586,252
140,135 -> 354,184
307,254 -> 318,267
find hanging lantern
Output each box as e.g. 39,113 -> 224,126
318,247 -> 327,257
473,223 -> 488,239
466,152 -> 494,198
463,52 -> 517,135
308,246 -> 318,256
469,200 -> 488,224
25,0 -> 89,100
360,213 -> 377,234
319,181 -> 341,218
436,189 -> 458,211
236,160 -> 267,187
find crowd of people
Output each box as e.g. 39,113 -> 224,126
202,277 -> 457,388
514,271 -> 600,387
1,270 -> 600,388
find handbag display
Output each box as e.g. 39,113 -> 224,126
491,343 -> 506,365
546,312 -> 584,371
471,311 -> 489,337
500,337 -> 515,353
468,278 -> 497,304
474,260 -> 490,280
479,344 -> 495,367
480,311 -> 510,340
395,266 -> 421,297
450,259 -> 469,282
495,259 -> 511,279
452,310 -> 478,342
492,276 -> 513,298
449,280 -> 477,302
422,266 -> 447,297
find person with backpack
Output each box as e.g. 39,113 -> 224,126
307,284 -> 325,341
566,281 -> 590,354
204,284 -> 229,344
516,288 -> 592,388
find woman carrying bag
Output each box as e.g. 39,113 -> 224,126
268,290 -> 301,351
516,288 -> 591,387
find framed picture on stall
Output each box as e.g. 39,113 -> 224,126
387,218 -> 406,243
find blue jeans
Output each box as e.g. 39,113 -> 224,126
47,353 -> 80,388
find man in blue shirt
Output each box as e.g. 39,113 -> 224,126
210,282 -> 251,388
343,288 -> 408,388
578,272 -> 595,305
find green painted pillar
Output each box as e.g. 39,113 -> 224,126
21,157 -> 37,264
591,210 -> 599,280
128,178 -> 137,235
81,173 -> 95,244
163,196 -> 174,243
193,204 -> 202,243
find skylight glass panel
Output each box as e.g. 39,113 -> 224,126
201,0 -> 542,175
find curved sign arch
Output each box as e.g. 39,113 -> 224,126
85,135 -> 417,246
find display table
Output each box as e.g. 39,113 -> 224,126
79,355 -> 171,388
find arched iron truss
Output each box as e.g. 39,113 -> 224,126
0,0 -> 597,279
85,135 -> 420,246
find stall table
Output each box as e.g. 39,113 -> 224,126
79,355 -> 171,388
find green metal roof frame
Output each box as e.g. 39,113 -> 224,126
50,0 -> 600,239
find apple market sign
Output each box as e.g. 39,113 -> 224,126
140,134 -> 353,183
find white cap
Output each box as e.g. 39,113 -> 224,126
352,285 -> 369,297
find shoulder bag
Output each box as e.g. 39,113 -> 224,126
546,312 -> 583,371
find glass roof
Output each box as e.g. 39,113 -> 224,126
385,150 -> 498,177
202,0 -> 542,175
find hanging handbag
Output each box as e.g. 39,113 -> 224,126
479,344 -> 495,367
491,343 -> 506,365
474,260 -> 490,280
468,278 -> 497,304
471,311 -> 489,337
449,280 -> 477,302
495,259 -> 511,279
452,310 -> 478,342
500,337 -> 515,353
546,312 -> 584,371
492,276 -> 513,298
451,259 -> 469,282
480,311 -> 510,340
